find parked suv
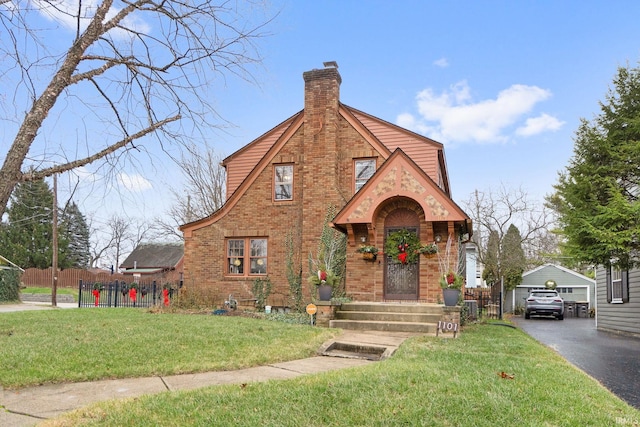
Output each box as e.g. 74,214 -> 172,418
525,290 -> 564,320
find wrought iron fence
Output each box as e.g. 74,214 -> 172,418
78,280 -> 180,308
464,286 -> 502,320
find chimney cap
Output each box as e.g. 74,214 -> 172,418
323,61 -> 338,69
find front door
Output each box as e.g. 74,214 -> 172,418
384,223 -> 420,300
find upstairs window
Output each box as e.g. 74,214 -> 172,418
227,238 -> 268,276
354,159 -> 376,192
274,164 -> 293,201
606,264 -> 629,303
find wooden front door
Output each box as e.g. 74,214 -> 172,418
384,209 -> 420,300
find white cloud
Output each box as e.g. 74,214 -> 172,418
433,58 -> 449,68
117,173 -> 152,192
33,0 -> 150,39
398,80 -> 563,144
516,113 -> 565,136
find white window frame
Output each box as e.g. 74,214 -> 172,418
610,265 -> 623,303
274,164 -> 293,201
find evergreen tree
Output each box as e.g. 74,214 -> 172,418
482,229 -> 500,285
61,202 -> 90,269
549,64 -> 640,270
2,180 -> 69,269
500,224 -> 526,291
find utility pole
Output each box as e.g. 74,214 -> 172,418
52,174 -> 58,307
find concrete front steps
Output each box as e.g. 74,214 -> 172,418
329,302 -> 444,334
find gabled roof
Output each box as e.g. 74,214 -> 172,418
521,263 -> 595,284
120,243 -> 184,270
332,148 -> 470,228
181,102 -> 454,236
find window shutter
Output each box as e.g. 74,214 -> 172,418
622,269 -> 629,303
606,267 -> 612,303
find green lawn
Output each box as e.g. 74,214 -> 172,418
0,308 -> 338,388
3,310 -> 639,426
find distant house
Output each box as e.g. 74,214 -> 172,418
180,62 -> 472,304
595,266 -> 640,336
504,264 -> 595,313
120,243 -> 183,283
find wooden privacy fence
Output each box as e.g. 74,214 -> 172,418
22,268 -> 127,288
78,280 -> 181,308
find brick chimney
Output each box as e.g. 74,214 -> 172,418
302,61 -> 341,137
301,62 -> 343,275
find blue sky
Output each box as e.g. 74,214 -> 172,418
213,0 -> 640,205
4,1 -> 640,256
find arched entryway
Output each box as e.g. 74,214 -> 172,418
384,208 -> 419,300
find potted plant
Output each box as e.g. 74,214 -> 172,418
437,234 -> 465,306
308,270 -> 340,301
356,244 -> 379,261
417,243 -> 438,257
440,272 -> 464,306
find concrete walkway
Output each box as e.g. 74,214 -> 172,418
0,305 -> 416,427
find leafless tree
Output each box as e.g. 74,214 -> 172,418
463,185 -> 558,271
90,213 -> 156,269
0,0 -> 274,216
156,143 -> 226,239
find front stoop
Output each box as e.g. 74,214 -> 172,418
329,302 -> 447,334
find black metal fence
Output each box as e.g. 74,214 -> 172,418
464,286 -> 503,320
78,280 -> 180,308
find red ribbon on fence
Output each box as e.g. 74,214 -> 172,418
92,289 -> 100,307
129,288 -> 137,303
163,288 -> 169,306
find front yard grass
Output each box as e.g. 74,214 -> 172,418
3,309 -> 639,426
0,308 -> 338,388
47,321 -> 640,427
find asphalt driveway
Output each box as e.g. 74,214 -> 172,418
512,315 -> 640,409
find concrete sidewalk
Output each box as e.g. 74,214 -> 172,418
0,330 -> 415,427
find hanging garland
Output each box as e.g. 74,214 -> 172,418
384,229 -> 421,264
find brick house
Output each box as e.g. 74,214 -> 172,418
180,62 -> 472,304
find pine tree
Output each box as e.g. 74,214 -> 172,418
500,224 -> 526,291
482,230 -> 500,285
550,64 -> 640,270
2,180 -> 70,269
61,202 -> 90,269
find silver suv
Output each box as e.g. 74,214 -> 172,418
524,290 -> 564,320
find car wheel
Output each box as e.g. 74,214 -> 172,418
525,312 -> 530,319
557,314 -> 564,320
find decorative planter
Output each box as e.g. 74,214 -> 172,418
361,252 -> 376,261
318,284 -> 332,301
442,289 -> 460,307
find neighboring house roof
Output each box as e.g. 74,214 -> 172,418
519,263 -> 595,286
120,243 -> 184,271
0,255 -> 24,272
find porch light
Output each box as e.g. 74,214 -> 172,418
360,236 -> 367,243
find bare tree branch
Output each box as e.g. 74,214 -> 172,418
0,0 -> 275,215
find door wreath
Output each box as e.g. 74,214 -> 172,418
385,229 -> 420,264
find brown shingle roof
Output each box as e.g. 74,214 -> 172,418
120,243 -> 183,269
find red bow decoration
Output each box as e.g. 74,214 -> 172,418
163,288 -> 170,306
129,288 -> 137,303
92,289 -> 100,307
398,252 -> 408,264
